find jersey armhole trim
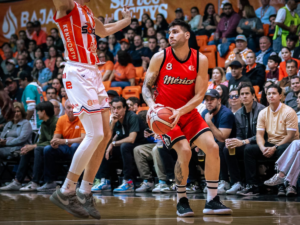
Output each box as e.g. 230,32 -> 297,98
54,2 -> 78,23
159,49 -> 166,72
196,51 -> 200,73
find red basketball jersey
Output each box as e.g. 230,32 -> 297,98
155,46 -> 199,109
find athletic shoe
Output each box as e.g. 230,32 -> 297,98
203,186 -> 207,193
237,184 -> 259,196
93,178 -> 101,187
176,197 -> 194,217
286,185 -> 297,197
50,189 -> 89,218
217,180 -> 230,195
152,180 -> 168,193
91,178 -> 111,192
20,181 -> 40,192
161,183 -> 177,193
264,174 -> 285,186
277,184 -> 286,196
203,196 -> 232,215
76,189 -> 100,220
113,180 -> 134,193
226,182 -> 243,195
0,179 -> 21,191
37,181 -> 57,192
186,183 -> 201,194
135,180 -> 154,192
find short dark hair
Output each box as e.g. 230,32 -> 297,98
191,6 -> 199,14
269,14 -> 276,20
46,86 -> 56,94
117,50 -> 132,66
290,75 -> 300,82
131,18 -> 139,24
19,71 -> 33,82
268,55 -> 281,65
36,101 -> 55,117
127,28 -> 135,33
169,19 -> 191,33
47,35 -> 55,41
127,97 -> 140,105
286,59 -> 298,68
238,82 -> 255,95
223,3 -> 233,8
229,88 -> 239,95
266,84 -> 282,95
26,21 -> 33,26
286,34 -> 298,43
1,42 -> 11,49
19,30 -> 26,35
111,97 -> 128,111
148,36 -> 157,43
282,46 -> 291,52
28,39 -> 36,45
50,28 -> 59,33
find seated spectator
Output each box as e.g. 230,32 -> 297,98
228,61 -> 251,91
98,38 -> 114,62
44,46 -> 58,72
141,13 -> 150,31
266,55 -> 281,82
188,7 -> 202,32
228,88 -> 242,114
97,51 -> 114,81
242,51 -> 266,90
157,31 -> 166,41
142,37 -> 159,71
208,67 -> 228,90
0,102 -> 32,159
52,78 -> 62,100
256,36 -> 276,68
239,84 -> 299,196
174,8 -> 185,21
154,14 -> 169,33
1,46 -> 17,75
225,35 -> 252,80
201,89 -> 236,194
120,38 -> 130,52
42,36 -> 55,58
260,80 -> 274,106
0,101 -> 57,191
216,84 -> 229,106
126,97 -> 139,113
291,33 -> 300,59
34,47 -> 46,61
279,34 -> 298,60
146,27 -> 156,40
268,14 -> 276,35
22,50 -> 34,68
32,21 -> 47,46
285,76 -> 300,111
37,100 -> 85,191
125,28 -> 136,51
15,39 -> 27,59
159,38 -> 169,52
224,83 -> 265,194
32,59 -> 52,91
255,0 -> 277,24
237,5 -> 264,52
50,99 -> 60,118
52,56 -> 65,80
16,54 -> 33,75
130,18 -> 142,36
0,43 -> 11,60
19,71 -> 43,130
195,3 -> 219,37
108,34 -> 121,58
96,97 -> 147,192
130,35 -> 147,67
26,21 -> 34,40
5,76 -> 23,102
279,59 -> 299,91
9,34 -> 18,53
61,87 -> 68,107
143,19 -> 155,38
50,28 -> 64,53
46,86 -> 65,117
5,59 -> 18,78
208,3 -> 241,57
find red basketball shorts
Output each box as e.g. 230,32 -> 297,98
161,109 -> 211,149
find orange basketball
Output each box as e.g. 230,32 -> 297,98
147,107 -> 174,135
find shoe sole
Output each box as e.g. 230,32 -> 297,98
113,190 -> 134,193
135,189 -> 154,193
50,194 -> 89,218
160,190 -> 176,193
20,189 -> 38,192
239,193 -> 259,196
176,210 -> 194,217
203,208 -> 233,215
264,181 -> 284,186
37,188 -> 56,192
152,189 -> 161,193
91,189 -> 112,193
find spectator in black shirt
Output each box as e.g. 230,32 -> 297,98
5,76 -> 23,102
18,30 -> 30,49
42,36 -> 55,59
142,37 -> 159,70
15,54 -> 32,75
130,35 -> 147,67
50,28 -> 64,53
98,38 -> 114,62
129,18 -> 142,36
228,61 -> 251,91
126,28 -> 136,51
5,59 -> 18,78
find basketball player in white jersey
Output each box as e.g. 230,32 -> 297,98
50,0 -> 131,219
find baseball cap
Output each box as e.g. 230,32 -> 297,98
205,89 -> 220,99
98,38 -> 108,43
120,38 -> 129,44
236,34 -> 247,42
107,90 -> 119,97
229,61 -> 243,68
5,59 -> 16,66
175,8 -> 183,13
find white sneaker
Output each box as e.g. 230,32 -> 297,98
91,178 -> 111,192
20,181 -> 40,192
135,180 -> 154,193
217,180 -> 230,195
0,179 -> 21,191
152,181 -> 168,193
37,181 -> 57,192
226,182 -> 243,195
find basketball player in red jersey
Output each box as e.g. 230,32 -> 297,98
143,20 -> 232,217
50,0 -> 131,219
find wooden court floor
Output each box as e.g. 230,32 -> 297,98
0,192 -> 300,224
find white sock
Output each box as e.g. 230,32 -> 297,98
206,180 -> 218,202
176,185 -> 187,203
61,178 -> 77,195
79,180 -> 93,194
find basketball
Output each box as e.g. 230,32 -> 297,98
147,107 -> 174,135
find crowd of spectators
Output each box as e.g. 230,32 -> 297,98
0,0 -> 300,197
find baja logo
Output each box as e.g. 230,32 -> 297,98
2,7 -> 17,39
66,81 -> 72,89
82,22 -> 95,35
166,63 -> 172,70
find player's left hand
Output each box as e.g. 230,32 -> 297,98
122,6 -> 131,20
167,107 -> 183,128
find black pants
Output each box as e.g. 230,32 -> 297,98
244,142 -> 291,185
16,146 -> 44,183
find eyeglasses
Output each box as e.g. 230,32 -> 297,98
229,94 -> 239,99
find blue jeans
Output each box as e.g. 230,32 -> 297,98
273,37 -> 282,54
43,143 -> 80,182
111,81 -> 131,89
208,37 -> 236,57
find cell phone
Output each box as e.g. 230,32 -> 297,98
145,128 -> 153,134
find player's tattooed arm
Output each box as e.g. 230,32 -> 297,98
175,161 -> 184,184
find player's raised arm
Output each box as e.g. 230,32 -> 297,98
52,0 -> 74,12
142,51 -> 164,108
94,7 -> 131,38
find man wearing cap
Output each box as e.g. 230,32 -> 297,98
201,89 -> 236,194
5,59 -> 18,78
225,35 -> 252,80
208,2 -> 241,57
98,38 -> 114,62
228,61 -> 251,91
175,8 -> 185,21
32,21 -> 48,46
1,46 -> 17,75
5,76 -> 23,102
120,38 -> 130,52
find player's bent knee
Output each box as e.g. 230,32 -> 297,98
178,147 -> 192,161
206,143 -> 219,156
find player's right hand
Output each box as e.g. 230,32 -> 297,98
122,6 -> 131,20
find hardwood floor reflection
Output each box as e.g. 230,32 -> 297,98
0,192 -> 300,224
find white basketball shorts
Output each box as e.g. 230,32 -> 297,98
63,61 -> 110,116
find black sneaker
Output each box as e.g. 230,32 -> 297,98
277,184 -> 286,196
203,196 -> 232,215
176,197 -> 194,217
237,185 -> 259,196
